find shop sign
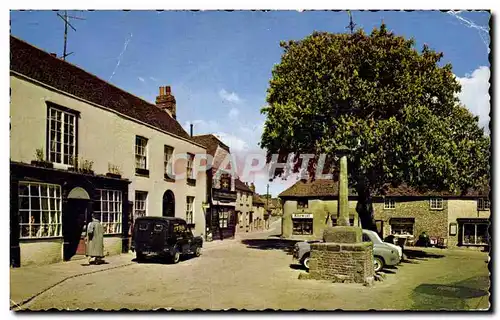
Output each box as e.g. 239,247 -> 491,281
292,213 -> 313,219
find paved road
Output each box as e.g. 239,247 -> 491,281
18,221 -> 489,311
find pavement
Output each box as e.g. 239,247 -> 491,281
10,218 -> 490,311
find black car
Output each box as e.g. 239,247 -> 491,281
131,216 -> 203,264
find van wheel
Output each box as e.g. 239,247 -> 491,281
194,246 -> 202,257
301,253 -> 311,270
136,251 -> 145,262
374,256 -> 384,273
171,249 -> 181,264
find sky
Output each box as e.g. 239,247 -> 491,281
10,10 -> 491,197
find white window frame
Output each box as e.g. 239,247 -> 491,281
95,189 -> 123,234
430,198 -> 443,210
297,199 -> 308,209
135,136 -> 148,170
186,196 -> 195,224
187,153 -> 195,179
462,223 -> 489,245
219,209 -> 229,228
477,198 -> 490,211
134,191 -> 148,218
384,198 -> 396,209
19,182 -> 62,239
48,107 -> 76,166
164,145 -> 174,176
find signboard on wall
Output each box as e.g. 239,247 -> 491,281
292,213 -> 313,219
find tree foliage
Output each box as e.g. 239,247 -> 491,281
261,24 -> 490,228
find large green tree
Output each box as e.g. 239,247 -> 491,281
260,24 -> 490,230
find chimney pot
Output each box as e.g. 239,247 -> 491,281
190,124 -> 193,137
166,86 -> 171,94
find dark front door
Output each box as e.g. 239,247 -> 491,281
63,199 -> 91,260
163,190 -> 175,217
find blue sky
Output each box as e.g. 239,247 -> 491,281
10,10 -> 491,196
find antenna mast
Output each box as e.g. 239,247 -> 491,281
57,10 -> 85,60
346,10 -> 357,34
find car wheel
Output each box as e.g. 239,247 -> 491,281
194,246 -> 202,257
171,249 -> 181,264
136,251 -> 145,261
374,256 -> 384,273
301,253 -> 311,270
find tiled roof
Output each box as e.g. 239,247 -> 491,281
191,134 -> 230,156
253,194 -> 266,206
234,178 -> 253,192
279,179 -> 357,198
279,179 -> 490,198
10,36 -> 196,143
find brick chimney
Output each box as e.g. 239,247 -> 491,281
250,182 -> 255,193
156,86 -> 177,119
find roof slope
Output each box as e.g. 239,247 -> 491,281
234,178 -> 253,192
253,194 -> 266,205
191,134 -> 230,156
279,179 -> 490,198
10,36 -> 193,141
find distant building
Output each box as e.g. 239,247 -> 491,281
234,179 -> 254,234
279,179 -> 490,249
191,134 -> 237,240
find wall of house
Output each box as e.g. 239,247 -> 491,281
281,199 -> 360,240
372,198 -> 448,242
19,241 -> 63,266
236,191 -> 253,233
10,75 -> 207,238
103,236 -> 122,256
447,199 -> 490,247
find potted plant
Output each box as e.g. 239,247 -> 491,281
30,148 -> 54,169
80,159 -> 94,175
106,163 -> 122,178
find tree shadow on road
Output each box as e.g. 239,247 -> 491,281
410,275 -> 490,310
401,248 -> 445,264
240,238 -> 300,255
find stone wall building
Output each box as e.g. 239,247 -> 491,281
279,179 -> 490,249
10,36 -> 208,267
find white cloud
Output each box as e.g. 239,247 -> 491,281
149,76 -> 158,82
228,108 -> 240,119
456,66 -> 490,132
215,132 -> 248,152
219,89 -> 242,104
138,76 -> 145,83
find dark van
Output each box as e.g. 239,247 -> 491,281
131,216 -> 203,264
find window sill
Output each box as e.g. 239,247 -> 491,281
19,236 -> 63,242
430,208 -> 444,211
135,168 -> 150,177
187,178 -> 196,186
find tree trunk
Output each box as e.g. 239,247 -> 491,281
355,186 -> 377,231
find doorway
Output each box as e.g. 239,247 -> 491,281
63,187 -> 91,260
162,190 -> 175,217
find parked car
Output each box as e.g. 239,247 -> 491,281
131,216 -> 203,264
292,229 -> 402,273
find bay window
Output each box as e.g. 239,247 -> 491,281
19,182 -> 62,239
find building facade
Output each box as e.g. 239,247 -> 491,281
10,36 -> 207,267
192,134 -> 237,240
235,179 -> 254,234
279,179 -> 490,249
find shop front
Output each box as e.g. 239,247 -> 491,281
10,162 -> 130,267
210,189 -> 237,240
